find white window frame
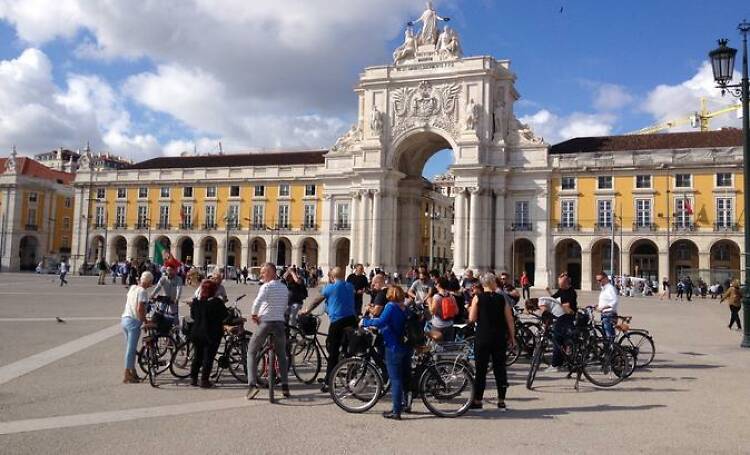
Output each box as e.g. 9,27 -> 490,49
116,188 -> 127,199
96,188 -> 106,200
278,184 -> 290,197
95,206 -> 105,227
205,205 -> 216,227
635,198 -> 652,228
635,175 -> 652,189
674,197 -> 693,228
183,187 -> 193,198
115,205 -> 126,227
278,204 -> 290,228
561,176 -> 576,190
159,205 -> 170,227
716,172 -> 733,188
597,176 -> 613,190
254,185 -> 265,197
227,204 -> 240,228
138,187 -> 148,199
304,184 -> 316,196
560,199 -> 576,228
137,205 -> 148,227
206,186 -> 217,198
675,173 -> 692,188
597,199 -> 613,228
514,200 -> 530,228
335,202 -> 350,228
252,204 -> 265,228
181,204 -> 193,227
159,187 -> 170,199
716,197 -> 733,229
229,185 -> 241,198
304,203 -> 316,228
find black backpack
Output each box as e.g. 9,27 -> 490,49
402,305 -> 426,349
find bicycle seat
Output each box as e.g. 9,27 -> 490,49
143,322 -> 158,330
618,315 -> 633,323
224,325 -> 244,336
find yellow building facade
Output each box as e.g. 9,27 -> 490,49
548,129 -> 744,290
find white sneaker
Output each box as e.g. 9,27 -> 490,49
544,365 -> 562,373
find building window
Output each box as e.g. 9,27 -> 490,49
183,187 -> 193,198
278,204 -> 289,228
64,197 -> 72,208
635,199 -> 651,227
560,200 -> 575,228
205,205 -> 216,228
227,205 -> 239,228
116,206 -> 126,227
713,244 -> 730,261
96,188 -> 106,200
206,186 -> 217,198
252,204 -> 264,228
561,177 -> 575,190
137,206 -> 148,227
716,173 -> 732,187
635,175 -> 651,189
597,200 -> 612,228
62,217 -> 70,230
514,201 -> 530,229
230,185 -> 240,197
305,184 -> 316,196
279,184 -> 290,197
138,187 -> 148,198
676,242 -> 691,261
160,187 -> 170,198
95,206 -> 105,227
336,203 -> 350,228
716,198 -> 733,229
159,205 -> 169,227
675,174 -> 691,188
674,197 -> 693,228
597,176 -> 613,190
304,203 -> 316,228
255,185 -> 265,197
181,205 -> 192,227
28,192 -> 38,203
116,188 -> 126,199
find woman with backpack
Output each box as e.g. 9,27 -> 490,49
427,277 -> 458,341
468,273 -> 516,411
361,285 -> 412,420
188,279 -> 228,388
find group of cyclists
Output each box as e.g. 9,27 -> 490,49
120,252 -> 634,418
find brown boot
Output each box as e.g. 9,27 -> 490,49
130,368 -> 141,382
123,369 -> 131,383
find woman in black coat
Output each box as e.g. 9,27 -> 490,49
189,279 -> 228,388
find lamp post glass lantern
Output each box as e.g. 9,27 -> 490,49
709,20 -> 750,348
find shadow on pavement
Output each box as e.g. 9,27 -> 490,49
403,403 -> 667,421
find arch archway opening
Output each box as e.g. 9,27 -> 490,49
19,236 -> 39,271
512,238 -> 536,286
591,239 -> 620,288
709,240 -> 740,285
89,235 -> 106,263
132,236 -> 149,263
630,239 -> 658,282
275,237 -> 292,267
334,238 -> 351,269
227,236 -> 242,267
177,237 -> 194,265
300,237 -> 319,268
110,236 -> 127,263
249,237 -> 267,267
669,239 -> 698,283
201,237 -> 218,268
554,239 -> 582,289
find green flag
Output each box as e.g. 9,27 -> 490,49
154,240 -> 166,265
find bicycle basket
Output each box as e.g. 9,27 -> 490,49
296,314 -> 318,336
574,311 -> 590,328
223,307 -> 244,327
347,329 -> 371,356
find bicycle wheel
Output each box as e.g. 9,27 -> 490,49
526,335 -> 546,390
169,340 -> 193,379
290,335 -> 321,384
582,344 -> 630,387
330,357 -> 383,413
145,343 -> 159,387
619,332 -> 655,368
269,347 -> 276,403
518,324 -> 537,358
227,335 -> 250,383
505,339 -> 521,366
255,347 -> 282,388
420,359 -> 475,418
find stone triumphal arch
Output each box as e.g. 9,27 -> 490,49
319,5 -> 551,286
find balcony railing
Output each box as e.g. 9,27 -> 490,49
157,222 -> 170,229
93,223 -> 106,229
179,222 -> 193,230
714,222 -> 739,232
632,222 -> 658,232
274,223 -> 291,231
25,224 -> 38,231
226,222 -> 240,230
114,222 -> 127,229
594,222 -> 615,232
135,222 -> 149,229
333,222 -> 351,231
302,223 -> 319,231
203,222 -> 216,230
556,222 -> 579,232
511,222 -> 532,231
672,222 -> 696,231
251,223 -> 266,231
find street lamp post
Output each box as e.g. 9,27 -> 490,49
145,217 -> 152,261
709,20 -> 750,348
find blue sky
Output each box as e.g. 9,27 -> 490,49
0,1 -> 747,178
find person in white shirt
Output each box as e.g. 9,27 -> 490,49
193,269 -> 228,302
246,262 -> 291,400
59,260 -> 69,286
595,271 -> 620,342
121,271 -> 153,383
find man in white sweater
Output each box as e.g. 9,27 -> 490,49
595,271 -> 620,342
246,262 -> 290,400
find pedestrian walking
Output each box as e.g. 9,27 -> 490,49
520,271 -> 531,300
246,262 -> 292,400
241,266 -> 249,284
361,285 -> 413,420
595,271 -> 620,343
121,271 -> 153,383
97,258 -> 108,285
346,264 -> 369,317
659,277 -> 670,301
468,273 -> 515,410
721,280 -> 743,330
684,276 -> 694,302
189,279 -> 227,388
58,260 -> 69,286
299,266 -> 356,393
676,280 -> 684,301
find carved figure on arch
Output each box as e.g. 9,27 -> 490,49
465,98 -> 481,131
370,106 -> 385,137
393,27 -> 418,65
408,1 -> 450,46
4,145 -> 17,174
331,124 -> 363,153
437,26 -> 462,60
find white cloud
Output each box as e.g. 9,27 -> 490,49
642,61 -> 742,131
592,83 -> 633,111
520,109 -> 615,144
0,47 -> 160,157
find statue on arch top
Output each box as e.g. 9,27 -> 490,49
437,26 -> 461,60
408,1 -> 450,46
393,26 -> 418,65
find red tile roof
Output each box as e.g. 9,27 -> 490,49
0,157 -> 75,184
549,129 -> 744,154
127,150 -> 327,170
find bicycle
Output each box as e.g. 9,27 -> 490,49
526,307 -> 633,390
139,322 -> 163,387
602,315 -> 656,368
287,313 -> 329,384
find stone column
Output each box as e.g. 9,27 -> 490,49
468,188 -> 482,271
658,251 -> 669,286
370,189 -> 382,268
241,243 -> 250,269
359,190 -> 371,266
127,237 -> 138,261
319,194 -> 333,271
534,191 -> 550,289
698,252 -> 710,276
621,249 -> 631,277
452,188 -> 466,272
350,192 -> 360,263
494,190 -> 506,271
216,239 -> 226,269
580,249 -> 593,291
0,187 -> 20,272
292,242 -> 303,267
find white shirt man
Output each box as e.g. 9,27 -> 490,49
597,274 -> 620,314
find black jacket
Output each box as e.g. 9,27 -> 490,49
190,297 -> 228,345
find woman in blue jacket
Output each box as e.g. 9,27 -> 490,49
361,285 -> 412,420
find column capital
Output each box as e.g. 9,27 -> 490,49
468,187 -> 481,195
494,189 -> 507,197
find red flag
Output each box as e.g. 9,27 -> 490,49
684,197 -> 693,215
180,205 -> 186,221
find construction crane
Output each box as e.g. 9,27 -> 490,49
627,97 -> 742,135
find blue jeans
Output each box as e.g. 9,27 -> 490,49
601,313 -> 617,343
385,348 -> 412,414
121,317 -> 142,369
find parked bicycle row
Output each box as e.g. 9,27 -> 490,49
120,262 -> 656,420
